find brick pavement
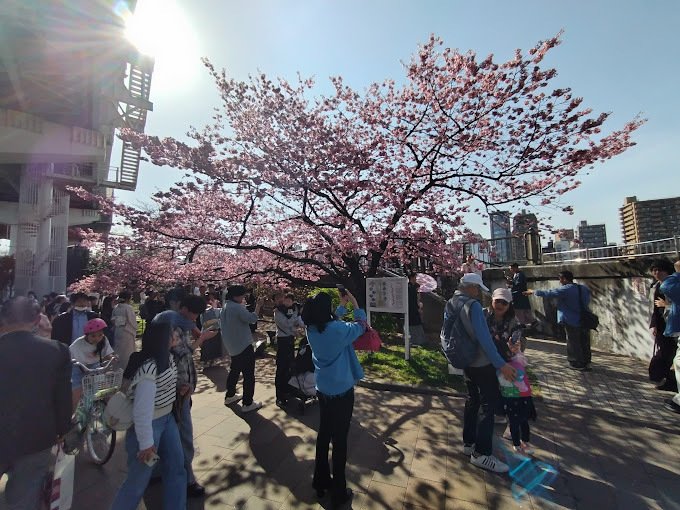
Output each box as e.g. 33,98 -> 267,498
2,338 -> 679,510
528,337 -> 677,426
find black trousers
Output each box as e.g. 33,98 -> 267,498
275,336 -> 295,400
463,364 -> 500,456
313,388 -> 354,500
564,324 -> 591,368
226,345 -> 255,406
505,397 -> 532,446
650,334 -> 677,382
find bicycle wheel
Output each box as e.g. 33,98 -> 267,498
85,400 -> 117,465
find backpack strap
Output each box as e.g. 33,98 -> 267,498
577,284 -> 587,311
459,299 -> 476,341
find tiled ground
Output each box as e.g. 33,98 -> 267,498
2,337 -> 679,510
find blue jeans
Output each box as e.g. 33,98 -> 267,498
0,447 -> 54,510
110,412 -> 187,510
178,396 -> 196,484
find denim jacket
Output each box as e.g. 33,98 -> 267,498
660,273 -> 680,337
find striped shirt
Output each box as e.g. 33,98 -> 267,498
132,356 -> 177,410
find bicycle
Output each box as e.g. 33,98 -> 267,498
69,358 -> 123,465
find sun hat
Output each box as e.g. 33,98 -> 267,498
460,273 -> 489,292
491,288 -> 513,303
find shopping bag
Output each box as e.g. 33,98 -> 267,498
353,322 -> 382,352
46,446 -> 75,510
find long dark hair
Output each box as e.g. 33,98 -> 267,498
301,293 -> 336,333
123,322 -> 171,379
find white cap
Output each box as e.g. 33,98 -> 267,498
460,272 -> 489,292
492,287 -> 513,302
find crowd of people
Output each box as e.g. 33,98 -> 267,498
3,256 -> 680,508
0,282 -> 366,509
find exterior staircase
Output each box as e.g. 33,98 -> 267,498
103,60 -> 153,191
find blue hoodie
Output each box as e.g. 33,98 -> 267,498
306,306 -> 366,396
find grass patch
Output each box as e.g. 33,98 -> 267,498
357,339 -> 466,393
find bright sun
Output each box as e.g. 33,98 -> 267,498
122,0 -> 199,91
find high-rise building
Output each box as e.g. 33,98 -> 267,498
620,196 -> 680,244
554,229 -> 575,242
489,210 -> 511,262
511,210 -> 539,261
0,1 -> 154,295
575,220 -> 607,248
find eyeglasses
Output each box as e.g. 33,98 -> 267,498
494,299 -> 509,306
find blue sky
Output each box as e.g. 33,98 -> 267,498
118,0 -> 680,244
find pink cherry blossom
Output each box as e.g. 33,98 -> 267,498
69,33 -> 643,298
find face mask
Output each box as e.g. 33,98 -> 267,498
73,306 -> 89,312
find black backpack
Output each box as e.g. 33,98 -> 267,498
577,285 -> 599,330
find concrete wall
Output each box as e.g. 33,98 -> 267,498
482,259 -> 675,361
418,258 -> 675,361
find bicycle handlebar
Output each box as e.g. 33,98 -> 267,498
71,357 -> 118,373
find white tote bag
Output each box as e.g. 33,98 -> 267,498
48,446 -> 75,510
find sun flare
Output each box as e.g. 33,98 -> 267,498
123,0 -> 199,91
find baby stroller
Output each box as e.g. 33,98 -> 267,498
287,338 -> 317,414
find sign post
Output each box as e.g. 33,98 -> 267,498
365,277 -> 410,360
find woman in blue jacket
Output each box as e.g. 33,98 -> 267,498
301,290 -> 366,508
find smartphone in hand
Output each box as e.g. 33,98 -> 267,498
335,284 -> 348,296
145,453 -> 160,467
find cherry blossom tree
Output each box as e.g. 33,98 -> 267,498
73,33 -> 643,297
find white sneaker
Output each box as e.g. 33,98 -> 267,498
513,445 -> 528,456
521,442 -> 534,455
224,393 -> 242,405
470,453 -> 509,473
463,443 -> 475,456
241,401 -> 263,413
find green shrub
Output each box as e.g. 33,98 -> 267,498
368,312 -> 400,334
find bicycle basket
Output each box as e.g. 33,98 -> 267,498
82,369 -> 124,401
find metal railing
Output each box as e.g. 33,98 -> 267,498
471,235 -> 680,266
541,237 -> 680,265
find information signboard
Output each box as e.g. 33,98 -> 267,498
365,277 -> 411,359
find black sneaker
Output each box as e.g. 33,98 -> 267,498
187,482 -> 205,497
656,379 -> 678,391
664,399 -> 680,415
331,488 -> 353,508
275,399 -> 288,408
568,364 -> 587,371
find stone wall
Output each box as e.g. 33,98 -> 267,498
482,258 -> 677,361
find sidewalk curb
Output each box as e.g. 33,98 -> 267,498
357,379 -> 466,398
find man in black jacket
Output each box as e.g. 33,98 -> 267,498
0,297 -> 72,509
51,291 -> 99,344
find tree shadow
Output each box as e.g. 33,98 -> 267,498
196,402 -> 394,509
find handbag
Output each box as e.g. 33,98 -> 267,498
103,389 -> 134,431
353,321 -> 382,352
43,445 -> 75,510
577,285 -> 599,330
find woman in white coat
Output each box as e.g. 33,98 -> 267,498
112,290 -> 137,370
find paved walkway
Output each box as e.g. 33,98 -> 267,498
529,337 -> 678,426
2,338 -> 679,510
